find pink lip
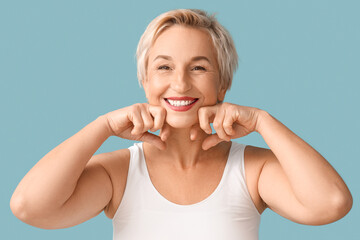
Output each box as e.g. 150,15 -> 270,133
164,97 -> 199,112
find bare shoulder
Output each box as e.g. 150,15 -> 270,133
243,145 -> 272,214
88,148 -> 130,219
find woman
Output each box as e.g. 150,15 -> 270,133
10,9 -> 352,239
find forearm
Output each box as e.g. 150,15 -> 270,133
11,115 -> 112,214
256,110 -> 352,209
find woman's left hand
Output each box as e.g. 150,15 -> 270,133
191,102 -> 263,150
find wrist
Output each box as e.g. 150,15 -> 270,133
255,109 -> 271,134
96,115 -> 115,138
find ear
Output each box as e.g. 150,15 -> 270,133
217,88 -> 227,103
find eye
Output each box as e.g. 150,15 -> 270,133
158,65 -> 171,70
192,66 -> 206,71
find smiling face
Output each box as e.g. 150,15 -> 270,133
143,25 -> 226,128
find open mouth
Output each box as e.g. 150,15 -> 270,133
164,97 -> 199,111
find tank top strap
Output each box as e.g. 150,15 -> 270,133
127,142 -> 147,178
112,142 -> 150,220
224,141 -> 260,217
226,141 -> 247,179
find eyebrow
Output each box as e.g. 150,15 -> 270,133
153,55 -> 212,64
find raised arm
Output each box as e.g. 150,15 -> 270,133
195,102 -> 353,225
10,103 -> 167,229
254,110 -> 352,225
10,116 -> 114,229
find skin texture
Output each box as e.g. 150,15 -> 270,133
10,25 -> 352,230
144,26 -> 223,129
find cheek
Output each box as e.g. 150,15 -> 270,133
144,78 -> 168,103
198,82 -> 219,104
146,87 -> 161,102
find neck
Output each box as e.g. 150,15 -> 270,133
143,125 -> 230,170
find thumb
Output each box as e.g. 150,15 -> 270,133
202,134 -> 224,150
159,123 -> 171,141
139,132 -> 166,150
189,123 -> 203,141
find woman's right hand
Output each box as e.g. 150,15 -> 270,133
103,103 -> 167,150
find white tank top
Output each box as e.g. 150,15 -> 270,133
112,141 -> 261,240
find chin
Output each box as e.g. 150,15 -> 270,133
165,114 -> 198,129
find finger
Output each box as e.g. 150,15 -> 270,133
160,123 -> 171,141
189,123 -> 202,141
149,105 -> 166,132
139,104 -> 154,133
129,107 -> 144,135
223,109 -> 235,136
198,106 -> 217,134
202,134 -> 224,150
140,132 -> 166,150
213,108 -> 231,141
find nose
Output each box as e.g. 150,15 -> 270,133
170,69 -> 192,93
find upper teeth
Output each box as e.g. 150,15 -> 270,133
167,99 -> 195,106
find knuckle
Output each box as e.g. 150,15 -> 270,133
224,122 -> 232,129
144,121 -> 154,130
228,105 -> 236,112
150,106 -> 166,119
131,104 -> 141,112
234,110 -> 241,119
216,130 -> 226,137
136,121 -> 144,129
213,121 -> 221,128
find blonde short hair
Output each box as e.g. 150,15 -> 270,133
136,9 -> 238,91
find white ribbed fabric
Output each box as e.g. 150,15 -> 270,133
113,141 -> 261,240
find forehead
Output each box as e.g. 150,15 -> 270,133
148,25 -> 217,63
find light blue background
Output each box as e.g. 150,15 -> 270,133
1,0 -> 359,239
